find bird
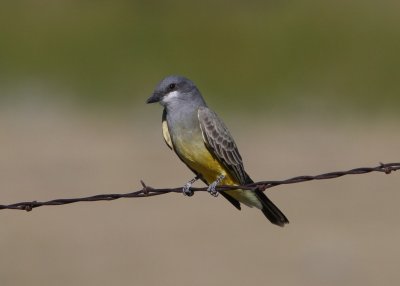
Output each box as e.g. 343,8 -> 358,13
146,75 -> 289,226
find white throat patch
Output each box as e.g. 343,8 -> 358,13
162,91 -> 180,104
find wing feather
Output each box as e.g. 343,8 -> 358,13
162,109 -> 173,150
198,106 -> 247,184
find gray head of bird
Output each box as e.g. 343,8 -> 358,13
146,75 -> 206,108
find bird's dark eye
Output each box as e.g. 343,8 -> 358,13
168,83 -> 176,90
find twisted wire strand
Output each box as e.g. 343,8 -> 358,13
1,162 -> 398,212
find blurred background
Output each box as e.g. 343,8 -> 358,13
1,0 -> 399,285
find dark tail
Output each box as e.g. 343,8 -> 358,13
246,173 -> 289,227
255,189 -> 289,227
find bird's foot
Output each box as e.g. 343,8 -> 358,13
182,183 -> 194,196
207,174 -> 225,197
182,176 -> 199,197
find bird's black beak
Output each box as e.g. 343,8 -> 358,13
146,92 -> 162,104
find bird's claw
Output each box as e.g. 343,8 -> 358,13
182,176 -> 199,197
207,183 -> 219,197
182,182 -> 194,197
207,174 -> 225,197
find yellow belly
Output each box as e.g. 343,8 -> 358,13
174,135 -> 262,209
177,139 -> 237,185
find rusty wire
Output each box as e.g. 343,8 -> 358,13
0,162 -> 399,212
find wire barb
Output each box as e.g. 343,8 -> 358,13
0,162 -> 399,212
140,180 -> 152,196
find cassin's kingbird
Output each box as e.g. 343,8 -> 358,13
146,75 -> 289,226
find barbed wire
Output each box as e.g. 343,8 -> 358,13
0,162 -> 399,212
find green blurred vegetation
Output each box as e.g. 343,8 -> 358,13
0,0 -> 399,115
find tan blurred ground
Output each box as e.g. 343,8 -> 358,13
1,104 -> 399,286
